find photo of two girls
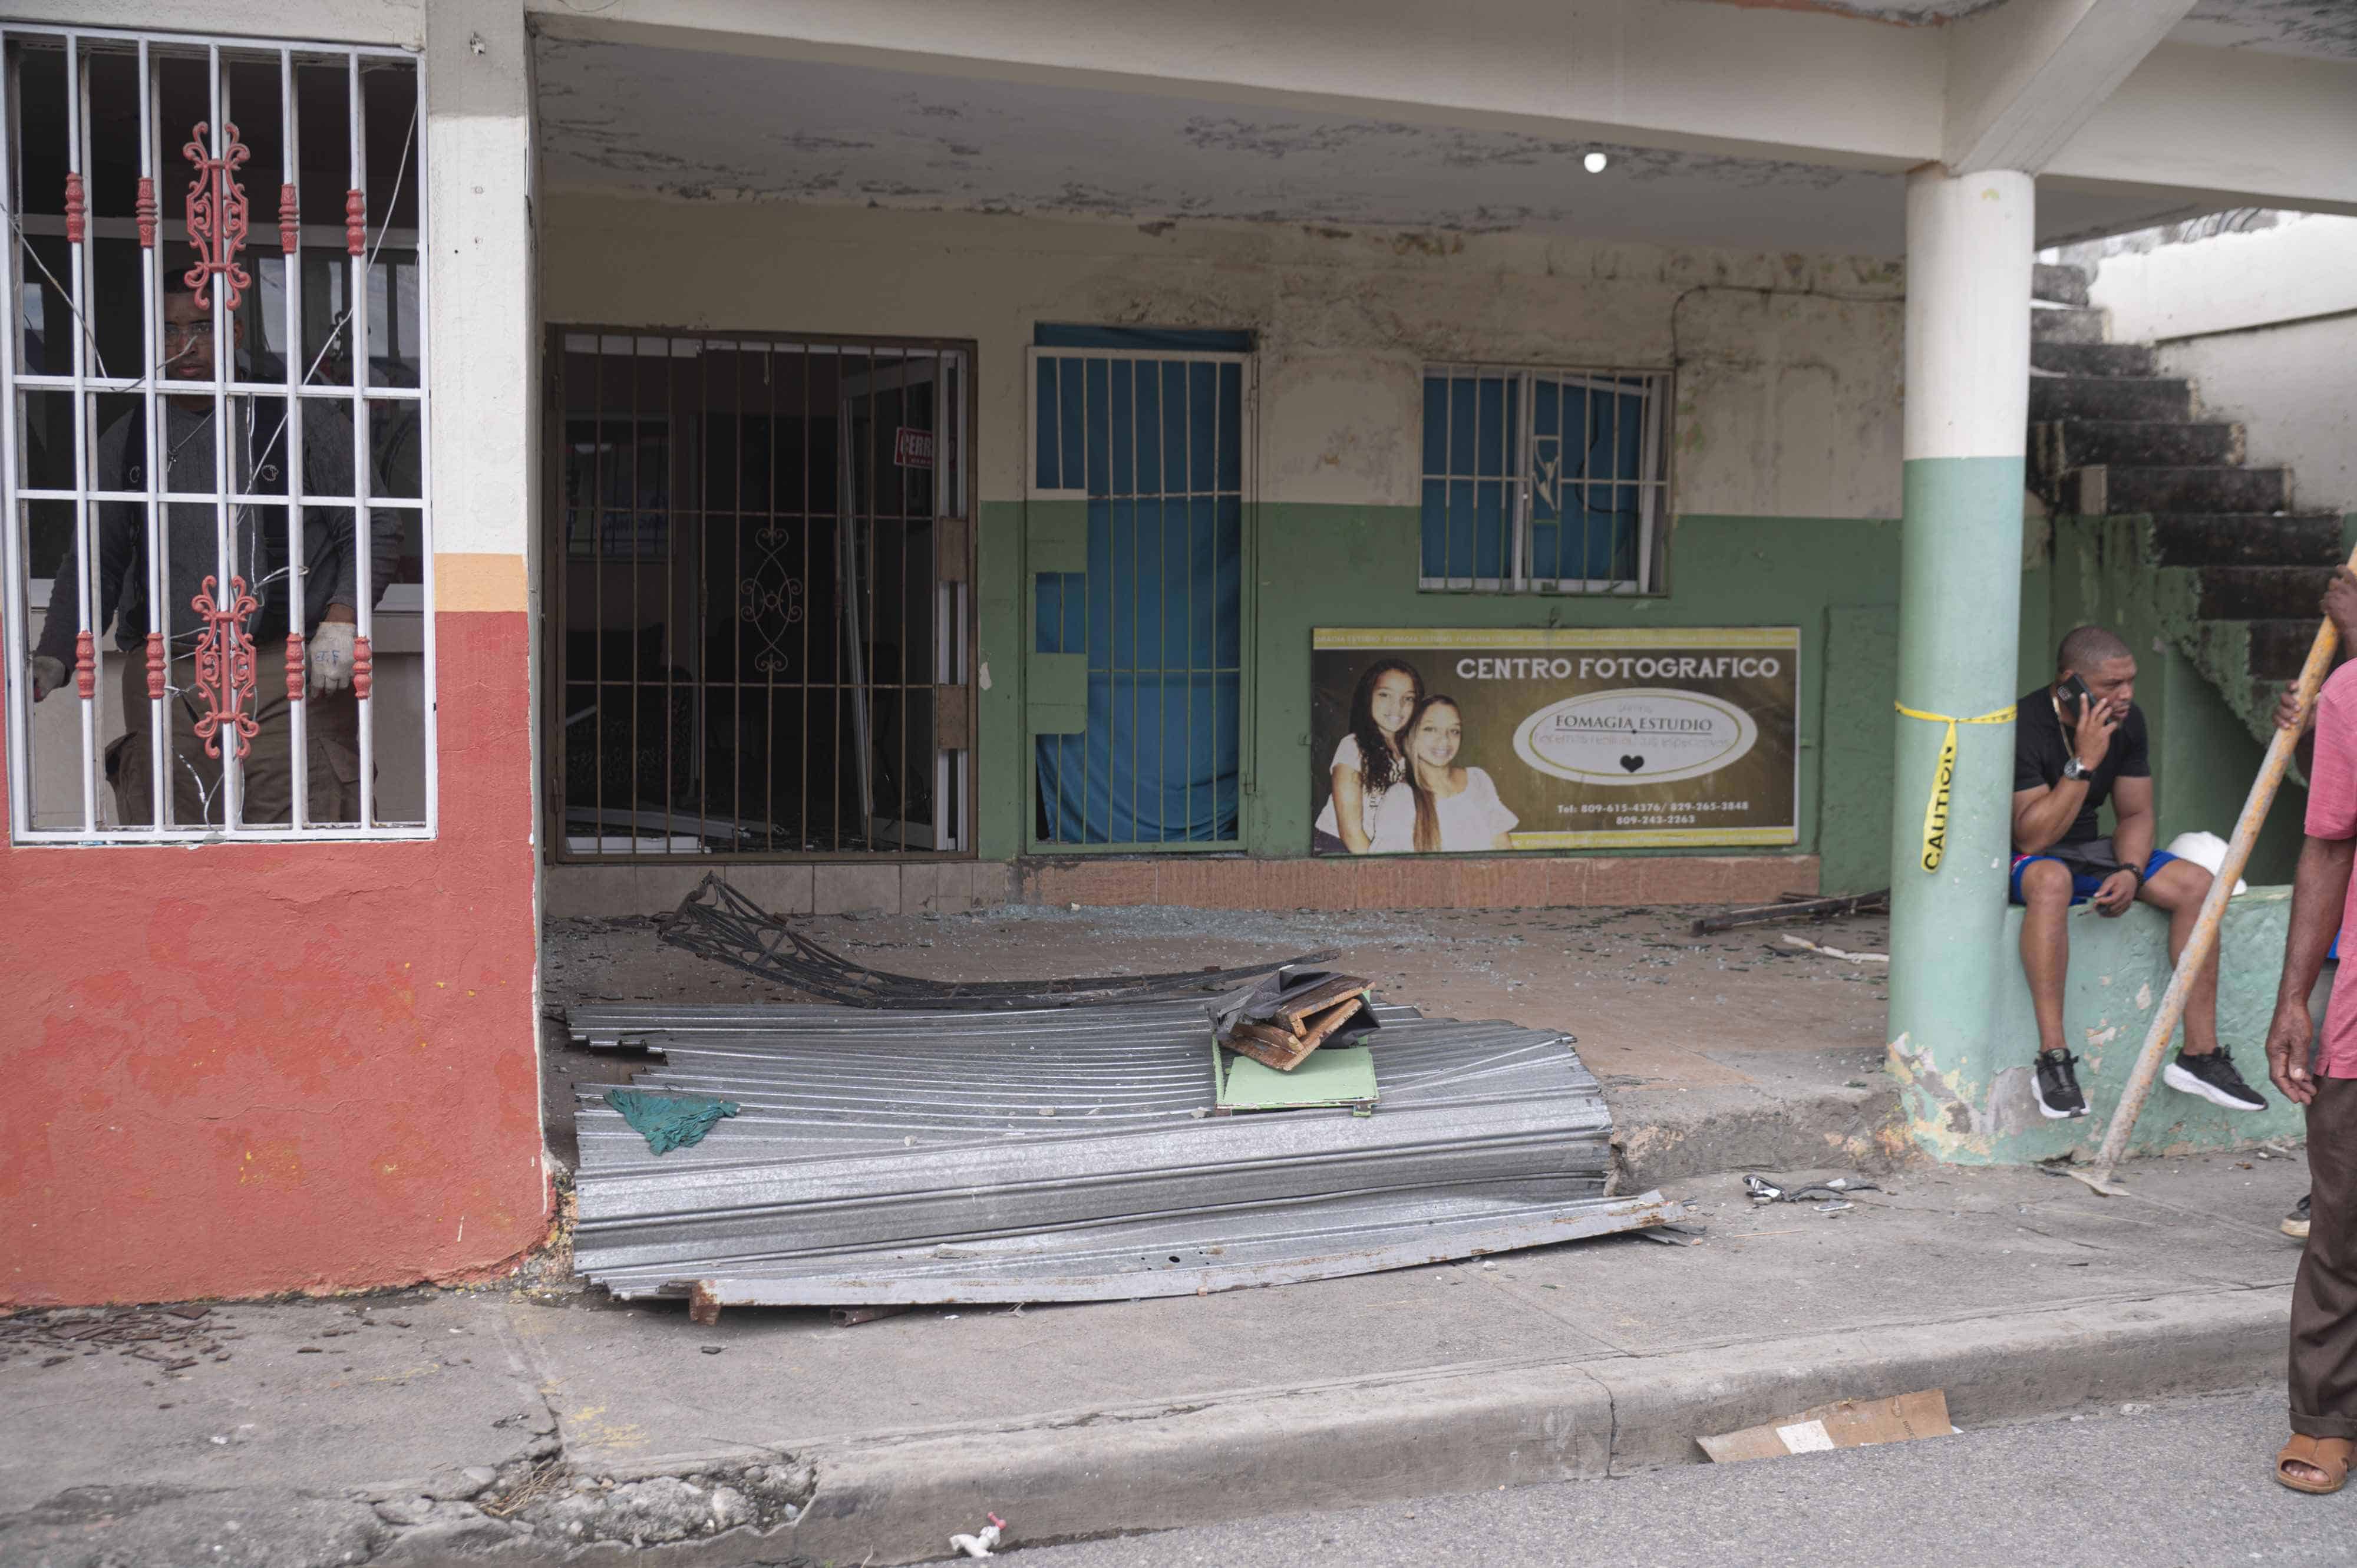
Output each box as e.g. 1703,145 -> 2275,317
1310,658 -> 1520,855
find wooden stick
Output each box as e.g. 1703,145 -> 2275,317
2072,593 -> 2345,1196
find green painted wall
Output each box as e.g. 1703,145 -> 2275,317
1891,890 -> 2319,1161
978,501 -> 2216,889
981,504 -> 1947,876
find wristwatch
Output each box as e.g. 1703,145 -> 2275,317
2061,757 -> 2091,781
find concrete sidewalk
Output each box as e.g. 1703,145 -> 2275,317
1,1150 -> 2310,1567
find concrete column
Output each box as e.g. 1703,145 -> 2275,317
1886,167 -> 2033,1157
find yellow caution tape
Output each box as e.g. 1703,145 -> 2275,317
1894,701 -> 2018,873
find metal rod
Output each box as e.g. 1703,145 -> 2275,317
0,37 -> 29,835
347,50 -> 372,828
280,47 -> 303,829
141,42 -> 168,828
410,41 -> 435,834
66,34 -> 97,831
209,45 -> 240,830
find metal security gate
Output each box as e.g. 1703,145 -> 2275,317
1026,347 -> 1250,849
547,329 -> 973,860
1,27 -> 431,841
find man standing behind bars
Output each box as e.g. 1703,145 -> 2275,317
22,281 -> 394,827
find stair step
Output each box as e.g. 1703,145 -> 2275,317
2039,420 -> 2242,470
2147,514 -> 2346,568
2097,465 -> 2288,514
2032,306 -> 2107,344
2033,262 -> 2091,307
2029,376 -> 2193,422
2249,619 -> 2328,681
2197,567 -> 2336,619
2031,342 -> 2157,377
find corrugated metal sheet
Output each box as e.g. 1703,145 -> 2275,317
568,999 -> 1661,1307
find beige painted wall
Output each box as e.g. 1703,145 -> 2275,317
2088,216 -> 2357,517
539,196 -> 1904,519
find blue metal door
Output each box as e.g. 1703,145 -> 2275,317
1028,348 -> 1249,848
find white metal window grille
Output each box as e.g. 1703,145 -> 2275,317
0,25 -> 430,842
1420,365 -> 1669,595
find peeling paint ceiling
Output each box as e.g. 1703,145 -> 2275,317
1694,0 -> 2357,59
531,37 -> 2229,256
2177,1 -> 2357,60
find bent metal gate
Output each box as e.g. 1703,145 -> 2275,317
1309,628 -> 1798,854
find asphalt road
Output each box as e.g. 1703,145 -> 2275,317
1008,1390 -> 2346,1568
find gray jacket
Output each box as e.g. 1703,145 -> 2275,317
35,401 -> 401,665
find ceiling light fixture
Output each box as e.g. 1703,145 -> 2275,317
1583,151 -> 1609,174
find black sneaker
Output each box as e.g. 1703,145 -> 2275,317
2163,1049 -> 2269,1112
2034,1050 -> 2089,1120
2283,1194 -> 2310,1241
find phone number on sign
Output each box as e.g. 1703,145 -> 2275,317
1556,800 -> 1752,816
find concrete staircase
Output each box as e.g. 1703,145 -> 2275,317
2029,260 -> 2342,741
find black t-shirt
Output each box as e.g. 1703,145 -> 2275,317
2013,688 -> 2150,846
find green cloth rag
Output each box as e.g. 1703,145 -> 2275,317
605,1088 -> 741,1155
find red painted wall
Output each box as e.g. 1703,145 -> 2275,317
0,610 -> 547,1305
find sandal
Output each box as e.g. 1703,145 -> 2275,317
2275,1434 -> 2354,1495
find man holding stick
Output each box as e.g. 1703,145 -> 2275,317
2264,567 -> 2357,1493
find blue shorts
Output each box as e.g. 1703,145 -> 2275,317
2008,849 -> 2180,906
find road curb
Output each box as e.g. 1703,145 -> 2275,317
770,1283 -> 2287,1566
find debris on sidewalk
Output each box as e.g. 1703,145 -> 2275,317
658,873 -> 1328,1009
950,1513 -> 1009,1558
565,990 -> 1670,1309
1744,1174 -> 1882,1204
1780,934 -> 1889,963
1691,889 -> 1889,935
1699,1389 -> 1955,1463
1209,967 -> 1379,1071
1,1303 -> 239,1372
605,1088 -> 741,1154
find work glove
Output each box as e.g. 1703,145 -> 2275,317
27,653 -> 65,702
308,619 -> 356,696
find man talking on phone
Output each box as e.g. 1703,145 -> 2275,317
2011,623 -> 2270,1120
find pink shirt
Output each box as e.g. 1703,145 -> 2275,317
2301,663 -> 2357,1078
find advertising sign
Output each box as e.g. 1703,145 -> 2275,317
893,426 -> 935,470
1309,628 -> 1798,853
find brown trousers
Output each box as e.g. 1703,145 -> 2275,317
105,647 -> 361,827
2292,1074 -> 2357,1440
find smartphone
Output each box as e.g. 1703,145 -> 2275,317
2057,673 -> 2093,723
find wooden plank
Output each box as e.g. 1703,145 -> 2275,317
1222,1021 -> 1318,1072
1295,998 -> 1372,1051
1271,975 -> 1373,1033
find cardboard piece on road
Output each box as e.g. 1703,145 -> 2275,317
1698,1389 -> 1953,1463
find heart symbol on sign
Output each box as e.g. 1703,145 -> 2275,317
1619,754 -> 1645,773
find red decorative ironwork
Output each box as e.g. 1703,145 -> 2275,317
181,121 -> 252,312
279,183 -> 299,255
135,176 -> 157,249
286,634 -> 305,702
344,188 -> 365,256
146,632 -> 166,701
190,575 -> 259,761
64,172 -> 85,244
74,630 -> 94,699
352,635 -> 373,701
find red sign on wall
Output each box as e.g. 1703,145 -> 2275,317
894,427 -> 935,470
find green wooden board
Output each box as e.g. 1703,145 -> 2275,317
1214,1043 -> 1378,1113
